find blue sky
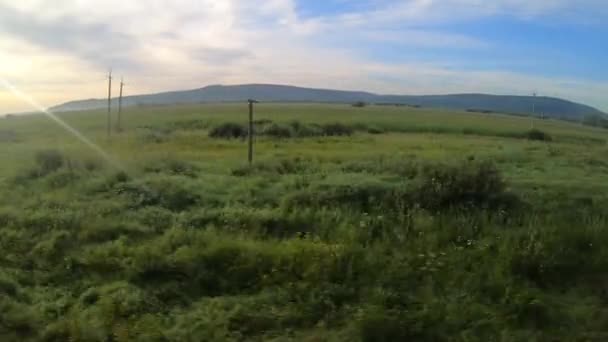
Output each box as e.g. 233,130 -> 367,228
295,1 -> 608,81
0,0 -> 607,113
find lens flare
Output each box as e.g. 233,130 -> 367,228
0,78 -> 123,170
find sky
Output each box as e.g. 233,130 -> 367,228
0,0 -> 607,113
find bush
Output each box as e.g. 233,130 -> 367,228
358,309 -> 419,341
289,121 -> 322,137
261,123 -> 293,138
209,121 -> 357,139
78,221 -> 149,243
353,101 -> 367,108
525,129 -> 552,142
321,123 -> 354,136
0,298 -> 41,340
115,179 -> 200,211
83,158 -> 104,172
143,158 -> 199,178
367,126 -> 385,134
282,177 -> 395,211
231,157 -> 316,176
0,130 -> 19,143
169,119 -> 211,131
413,161 -> 518,211
46,170 -> 79,188
114,182 -> 161,208
140,128 -> 172,144
509,224 -> 608,287
0,274 -> 18,297
149,180 -> 200,212
137,207 -> 175,232
209,123 -> 247,139
35,150 -> 65,176
253,119 -> 273,126
342,158 -> 419,178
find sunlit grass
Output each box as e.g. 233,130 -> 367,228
2,103 -> 608,340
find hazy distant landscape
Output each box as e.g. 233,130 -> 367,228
49,84 -> 606,121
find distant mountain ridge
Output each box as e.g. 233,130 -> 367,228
49,84 -> 606,120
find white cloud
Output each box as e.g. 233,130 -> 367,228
0,0 -> 607,113
334,0 -> 608,25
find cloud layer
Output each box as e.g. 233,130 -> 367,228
0,0 -> 607,113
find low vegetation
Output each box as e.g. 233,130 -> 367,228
525,128 -> 552,142
209,120 -> 356,139
582,114 -> 608,129
1,103 -> 608,340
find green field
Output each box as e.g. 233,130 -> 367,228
2,103 -> 608,341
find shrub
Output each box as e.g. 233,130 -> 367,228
353,101 -> 367,108
367,126 -> 385,134
46,170 -> 79,188
113,171 -> 130,183
114,182 -> 161,208
189,208 -> 312,238
0,208 -> 19,227
321,123 -> 354,136
209,121 -> 356,139
413,161 -> 518,211
358,309 -> 417,342
289,121 -> 322,137
0,298 -> 41,340
253,119 -> 273,125
0,130 -> 19,143
20,209 -> 82,232
83,158 -> 104,172
525,129 -> 552,142
341,157 -> 419,178
169,119 -> 211,131
137,207 -> 175,232
140,128 -> 172,144
143,158 -> 199,178
509,224 -> 608,287
150,180 -> 200,212
209,123 -> 247,139
115,179 -> 199,211
0,274 -> 18,297
261,123 -> 293,138
78,221 -> 149,243
231,157 -> 317,176
35,149 -> 65,176
282,177 -> 395,211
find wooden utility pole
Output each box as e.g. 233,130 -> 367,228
117,77 -> 124,132
107,69 -> 113,139
531,92 -> 537,129
248,99 -> 257,165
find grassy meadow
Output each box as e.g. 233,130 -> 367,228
1,103 -> 608,341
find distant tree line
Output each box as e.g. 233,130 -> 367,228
353,102 -> 422,108
582,114 -> 608,129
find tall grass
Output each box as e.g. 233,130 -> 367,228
1,104 -> 608,340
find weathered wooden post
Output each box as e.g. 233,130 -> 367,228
248,99 -> 258,165
117,77 -> 124,132
107,69 -> 112,139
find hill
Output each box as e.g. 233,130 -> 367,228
49,84 -> 605,120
